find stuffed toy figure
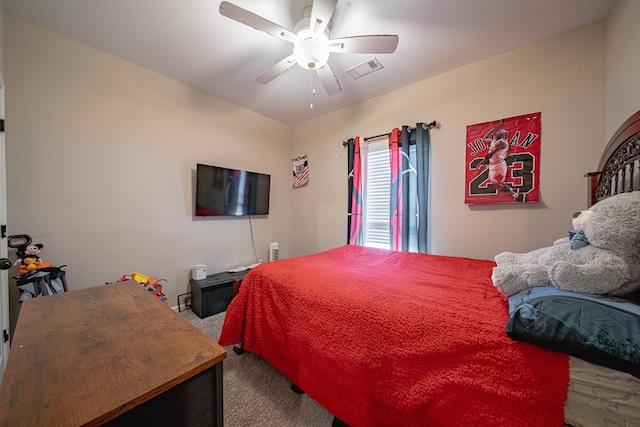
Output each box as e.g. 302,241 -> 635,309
22,244 -> 44,264
16,243 -> 51,274
492,191 -> 640,296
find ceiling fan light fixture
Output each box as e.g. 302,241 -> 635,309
219,0 -> 399,97
293,36 -> 330,70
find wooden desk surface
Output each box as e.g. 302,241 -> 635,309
0,282 -> 226,426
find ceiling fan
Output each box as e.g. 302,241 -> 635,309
219,0 -> 399,96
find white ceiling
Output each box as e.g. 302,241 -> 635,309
2,0 -> 615,125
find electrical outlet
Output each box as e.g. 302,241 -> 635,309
177,292 -> 192,312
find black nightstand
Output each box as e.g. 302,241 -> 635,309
190,270 -> 249,318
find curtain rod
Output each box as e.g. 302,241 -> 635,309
342,120 -> 437,147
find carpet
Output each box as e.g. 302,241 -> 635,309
180,309 -> 334,427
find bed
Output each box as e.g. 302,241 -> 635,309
219,111 -> 640,427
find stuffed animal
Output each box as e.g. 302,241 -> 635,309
492,191 -> 640,296
16,243 -> 52,275
22,244 -> 44,264
552,208 -> 592,247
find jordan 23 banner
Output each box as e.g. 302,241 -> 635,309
465,112 -> 541,204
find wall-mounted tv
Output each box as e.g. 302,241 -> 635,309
195,163 -> 271,217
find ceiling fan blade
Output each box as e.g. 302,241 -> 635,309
328,35 -> 399,54
219,1 -> 299,44
309,0 -> 338,36
255,55 -> 297,84
316,63 -> 342,96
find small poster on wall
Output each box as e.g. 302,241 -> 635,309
465,112 -> 541,204
292,153 -> 309,188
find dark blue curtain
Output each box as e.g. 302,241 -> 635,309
389,124 -> 430,253
346,137 -> 364,245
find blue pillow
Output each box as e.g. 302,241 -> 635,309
506,287 -> 640,378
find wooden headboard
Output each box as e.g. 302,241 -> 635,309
587,110 -> 640,206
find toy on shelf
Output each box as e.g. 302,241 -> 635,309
8,234 -> 53,275
117,272 -> 169,305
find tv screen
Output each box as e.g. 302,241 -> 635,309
195,164 -> 271,217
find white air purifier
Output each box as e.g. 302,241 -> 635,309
269,242 -> 279,262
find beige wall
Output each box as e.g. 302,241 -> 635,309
3,3 -> 639,318
290,21 -> 607,260
605,0 -> 640,136
4,15 -> 292,318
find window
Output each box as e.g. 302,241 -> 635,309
363,140 -> 390,249
348,126 -> 429,253
362,139 -> 419,251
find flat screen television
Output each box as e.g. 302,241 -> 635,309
195,163 -> 271,217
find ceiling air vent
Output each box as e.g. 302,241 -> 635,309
346,58 -> 383,80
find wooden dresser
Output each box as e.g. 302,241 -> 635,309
0,281 -> 226,426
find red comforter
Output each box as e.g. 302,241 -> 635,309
219,245 -> 569,426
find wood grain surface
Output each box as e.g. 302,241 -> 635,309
0,281 -> 226,426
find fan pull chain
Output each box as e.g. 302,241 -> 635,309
310,72 -> 316,110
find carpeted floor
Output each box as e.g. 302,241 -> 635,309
180,309 -> 335,427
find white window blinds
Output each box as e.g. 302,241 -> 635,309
364,140 -> 390,249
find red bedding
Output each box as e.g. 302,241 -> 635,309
219,245 -> 569,426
